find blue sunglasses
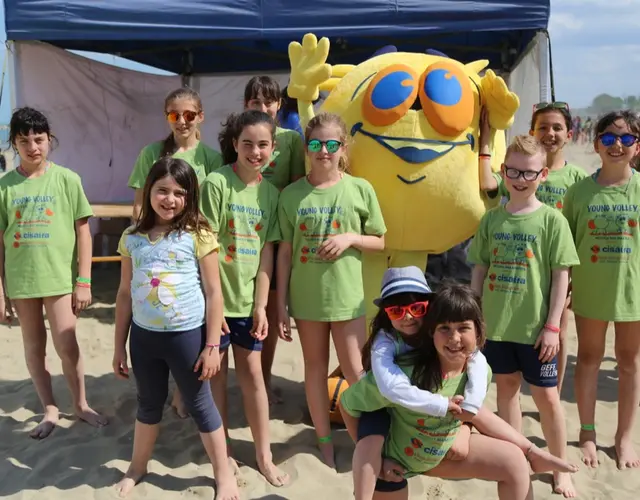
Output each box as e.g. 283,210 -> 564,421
599,132 -> 638,148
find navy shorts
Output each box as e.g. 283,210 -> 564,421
357,410 -> 408,492
483,339 -> 558,387
219,316 -> 263,352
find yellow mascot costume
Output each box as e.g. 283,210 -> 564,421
287,34 -> 520,322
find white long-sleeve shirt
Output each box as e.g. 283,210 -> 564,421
371,329 -> 489,417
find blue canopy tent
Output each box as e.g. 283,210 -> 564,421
4,0 -> 550,74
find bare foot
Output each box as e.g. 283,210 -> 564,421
579,429 -> 599,468
615,436 -> 640,470
115,468 -> 147,497
266,385 -> 283,405
553,471 -> 577,498
318,441 -> 336,469
527,445 -> 579,473
215,470 -> 241,500
171,391 -> 189,419
257,458 -> 289,487
76,404 -> 108,427
29,406 -> 59,439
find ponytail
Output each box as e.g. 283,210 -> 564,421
218,110 -> 276,166
218,113 -> 242,165
160,133 -> 177,158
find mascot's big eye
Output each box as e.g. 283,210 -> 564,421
362,64 -> 419,127
419,62 -> 474,137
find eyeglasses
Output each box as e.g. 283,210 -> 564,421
166,110 -> 199,123
503,166 -> 544,181
307,139 -> 342,154
532,102 -> 570,113
598,132 -> 639,148
384,301 -> 430,321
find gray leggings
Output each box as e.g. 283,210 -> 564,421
130,321 -> 222,433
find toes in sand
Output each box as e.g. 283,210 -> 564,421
29,409 -> 59,440
615,439 -> 640,470
115,469 -> 147,497
579,430 -> 599,468
258,460 -> 290,487
76,405 -> 108,428
554,471 -> 578,498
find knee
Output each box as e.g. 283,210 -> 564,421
136,392 -> 167,425
189,395 -> 222,433
500,443 -> 530,482
615,353 -> 640,375
577,349 -> 604,368
496,375 -> 521,396
355,435 -> 385,455
54,334 -> 80,361
531,386 -> 562,412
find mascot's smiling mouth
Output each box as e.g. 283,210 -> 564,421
350,122 -> 475,184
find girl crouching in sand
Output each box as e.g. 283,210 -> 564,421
112,158 -> 239,499
341,280 -> 578,500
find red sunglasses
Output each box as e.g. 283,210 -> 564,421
166,110 -> 199,123
384,301 -> 430,321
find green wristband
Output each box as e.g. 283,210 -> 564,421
76,277 -> 91,284
581,424 -> 595,431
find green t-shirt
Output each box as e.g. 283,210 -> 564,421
128,141 -> 223,189
278,174 -> 387,321
468,204 -> 580,344
563,171 -> 640,321
0,164 -> 93,299
491,163 -> 587,209
260,127 -> 306,191
200,165 -> 280,317
341,364 -> 492,475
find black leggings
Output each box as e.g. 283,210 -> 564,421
130,321 -> 222,433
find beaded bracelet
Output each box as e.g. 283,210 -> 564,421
75,282 -> 91,289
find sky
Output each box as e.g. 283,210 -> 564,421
0,1 -> 633,122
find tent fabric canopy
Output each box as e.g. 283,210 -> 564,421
4,0 -> 550,74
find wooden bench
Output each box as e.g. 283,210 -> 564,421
91,203 -> 133,263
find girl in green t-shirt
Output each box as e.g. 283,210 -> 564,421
341,282 -> 577,500
276,112 -> 387,467
478,103 -> 587,395
128,87 -> 223,221
243,76 -> 306,404
563,110 -> 640,471
0,107 -> 107,438
200,109 -> 289,488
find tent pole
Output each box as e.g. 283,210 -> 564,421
182,50 -> 194,88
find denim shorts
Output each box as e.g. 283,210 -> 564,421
219,316 -> 263,352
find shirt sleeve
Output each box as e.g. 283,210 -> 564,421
290,132 -> 306,182
485,172 -> 503,200
340,371 -> 392,418
200,175 -> 224,233
278,193 -> 294,243
549,213 -> 580,269
266,190 -> 282,243
128,146 -> 156,189
467,213 -> 490,266
362,182 -> 387,236
117,229 -> 131,257
195,230 -> 220,259
69,173 -> 93,220
0,188 -> 7,231
371,332 -> 449,417
460,350 -> 489,414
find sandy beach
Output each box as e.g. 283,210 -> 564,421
1,143 -> 638,499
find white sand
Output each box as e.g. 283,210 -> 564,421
1,144 -> 639,499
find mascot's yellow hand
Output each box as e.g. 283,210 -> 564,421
481,69 -> 520,130
288,33 -> 332,102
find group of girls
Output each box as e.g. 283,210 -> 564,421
0,71 -> 639,500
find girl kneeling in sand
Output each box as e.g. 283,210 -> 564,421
112,158 -> 238,500
340,280 -> 578,500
